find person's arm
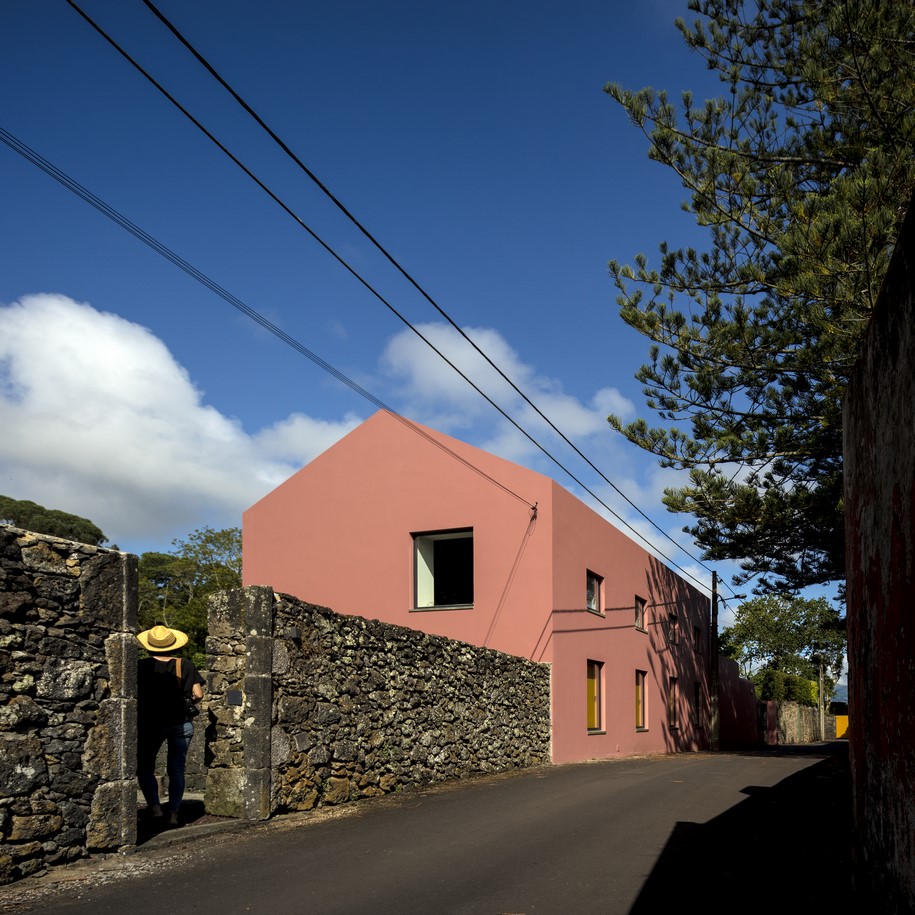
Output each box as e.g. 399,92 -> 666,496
185,659 -> 205,702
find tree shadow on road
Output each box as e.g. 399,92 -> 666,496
629,742 -> 856,914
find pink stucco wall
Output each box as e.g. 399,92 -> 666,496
243,411 -> 555,659
546,484 -> 710,762
243,410 -> 712,763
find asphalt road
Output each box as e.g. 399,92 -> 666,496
2,743 -> 854,915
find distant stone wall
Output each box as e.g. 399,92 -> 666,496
0,526 -> 137,885
717,660 -> 833,749
844,194 -> 915,912
776,702 -> 831,744
205,587 -> 552,819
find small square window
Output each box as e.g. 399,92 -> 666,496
586,570 -> 603,614
667,613 -> 679,644
413,529 -> 473,608
635,595 -> 646,631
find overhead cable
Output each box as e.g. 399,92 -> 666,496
0,127 -> 534,511
137,0 -> 719,579
59,3 -> 719,593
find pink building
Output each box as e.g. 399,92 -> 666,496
243,410 -> 711,763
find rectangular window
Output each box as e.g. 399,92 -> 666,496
587,660 -> 604,732
636,670 -> 647,730
413,529 -> 473,609
668,676 -> 679,729
667,613 -> 679,644
586,570 -> 603,614
693,625 -> 702,652
635,595 -> 646,631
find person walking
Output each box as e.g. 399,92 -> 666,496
136,625 -> 205,827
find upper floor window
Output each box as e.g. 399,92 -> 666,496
586,570 -> 603,614
413,529 -> 473,609
635,595 -> 646,631
667,613 -> 679,644
693,625 -> 702,652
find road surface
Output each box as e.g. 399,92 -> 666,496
1,743 -> 853,914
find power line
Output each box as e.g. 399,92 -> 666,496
57,4 -> 722,593
0,127 -> 534,512
9,130 -> 709,600
136,0 -> 719,578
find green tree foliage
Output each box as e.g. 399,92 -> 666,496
605,0 -> 915,591
720,594 -> 845,696
752,668 -> 819,705
0,494 -> 108,546
138,526 -> 242,668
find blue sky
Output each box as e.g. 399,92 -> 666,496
2,0 -> 749,607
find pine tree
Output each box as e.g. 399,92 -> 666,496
605,0 -> 915,591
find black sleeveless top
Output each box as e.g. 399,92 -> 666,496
137,656 -> 203,729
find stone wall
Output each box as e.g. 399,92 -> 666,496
205,587 -> 552,819
844,193 -> 915,912
775,702 -> 831,744
0,526 -> 137,885
717,658 -> 835,749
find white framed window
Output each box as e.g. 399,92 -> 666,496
587,659 -> 604,733
586,570 -> 603,614
413,529 -> 473,609
635,595 -> 646,631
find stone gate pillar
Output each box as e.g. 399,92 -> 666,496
205,586 -> 274,820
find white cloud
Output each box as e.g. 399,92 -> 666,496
253,412 -> 362,471
379,322 -> 635,455
0,294 -> 360,550
380,322 -> 532,422
0,296 -> 715,597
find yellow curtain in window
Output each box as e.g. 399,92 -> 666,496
587,662 -> 600,730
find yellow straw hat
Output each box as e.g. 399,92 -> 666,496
137,625 -> 188,652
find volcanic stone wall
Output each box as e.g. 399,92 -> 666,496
205,587 -> 552,819
844,195 -> 915,913
0,526 -> 137,885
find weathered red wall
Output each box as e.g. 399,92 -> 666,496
843,195 -> 915,912
717,655 -> 759,749
244,410 -> 712,764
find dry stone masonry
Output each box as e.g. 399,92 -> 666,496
205,587 -> 552,819
0,526 -> 137,885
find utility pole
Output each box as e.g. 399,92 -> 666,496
818,656 -> 826,740
710,570 -> 720,751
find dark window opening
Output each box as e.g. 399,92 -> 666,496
432,536 -> 473,606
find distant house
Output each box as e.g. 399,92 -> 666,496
243,410 -> 711,764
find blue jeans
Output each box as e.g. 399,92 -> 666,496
137,721 -> 194,813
